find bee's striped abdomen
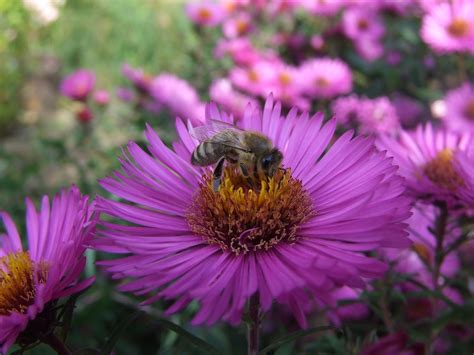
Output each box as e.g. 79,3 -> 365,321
191,142 -> 223,166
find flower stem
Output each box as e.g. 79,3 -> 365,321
41,333 -> 72,355
247,295 -> 261,355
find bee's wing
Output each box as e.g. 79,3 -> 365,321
190,122 -> 250,152
190,120 -> 240,142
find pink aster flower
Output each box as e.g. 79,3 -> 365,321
342,7 -> 385,41
229,61 -> 275,96
391,93 -> 424,129
357,96 -> 401,135
150,73 -> 205,125
209,78 -> 258,118
442,82 -> 474,133
299,0 -> 343,16
355,37 -> 384,62
420,0 -> 474,54
122,64 -> 152,93
93,90 -> 110,106
377,123 -> 473,205
331,94 -> 361,127
214,38 -> 265,66
223,12 -> 253,38
94,96 -> 411,327
0,187 -> 96,354
186,1 -> 225,27
60,69 -> 95,102
116,87 -> 136,103
300,57 -> 352,99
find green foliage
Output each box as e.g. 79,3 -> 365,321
0,0 -> 31,134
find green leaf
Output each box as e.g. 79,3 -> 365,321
100,310 -> 144,354
150,318 -> 220,355
258,325 -> 333,355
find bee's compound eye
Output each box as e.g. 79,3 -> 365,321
262,155 -> 274,169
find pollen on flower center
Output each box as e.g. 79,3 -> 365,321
279,72 -> 292,86
0,252 -> 48,316
315,77 -> 329,88
198,8 -> 212,21
357,19 -> 369,30
247,69 -> 259,82
423,148 -> 464,191
447,18 -> 470,37
187,168 -> 315,255
464,99 -> 474,120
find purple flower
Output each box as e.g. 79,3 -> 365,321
223,12 -> 253,38
332,95 -> 400,135
342,7 -> 385,41
357,96 -> 401,135
150,73 -> 205,125
391,94 -> 424,128
94,97 -> 411,327
93,90 -> 110,106
209,78 -> 259,118
355,37 -> 384,62
442,82 -> 474,133
116,87 -> 136,103
377,123 -> 473,205
421,0 -> 474,54
60,69 -> 95,102
0,187 -> 96,353
122,64 -> 152,93
186,1 -> 225,27
299,57 -> 352,99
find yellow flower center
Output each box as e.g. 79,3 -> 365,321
357,19 -> 369,31
447,18 -> 470,38
198,8 -> 212,21
315,77 -> 329,88
187,168 -> 314,255
236,20 -> 249,35
0,252 -> 48,316
423,148 -> 464,191
279,71 -> 292,86
247,70 -> 259,82
464,98 -> 474,120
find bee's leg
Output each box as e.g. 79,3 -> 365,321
213,157 -> 226,192
239,163 -> 254,186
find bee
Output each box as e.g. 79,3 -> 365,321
190,121 -> 283,191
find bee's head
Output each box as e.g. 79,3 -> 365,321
261,149 -> 283,177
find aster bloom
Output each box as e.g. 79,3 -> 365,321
299,0 -> 343,16
377,123 -> 473,205
354,37 -> 384,62
420,0 -> 474,54
209,78 -> 258,118
0,187 -> 96,353
391,94 -> 423,129
357,97 -> 401,135
150,73 -> 205,125
93,90 -> 110,106
223,12 -> 253,38
60,69 -> 95,102
300,57 -> 352,99
122,64 -> 152,93
186,1 -> 225,27
342,7 -> 385,41
442,82 -> 474,133
116,87 -> 136,103
214,38 -> 267,66
229,61 -> 275,96
94,97 -> 411,327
